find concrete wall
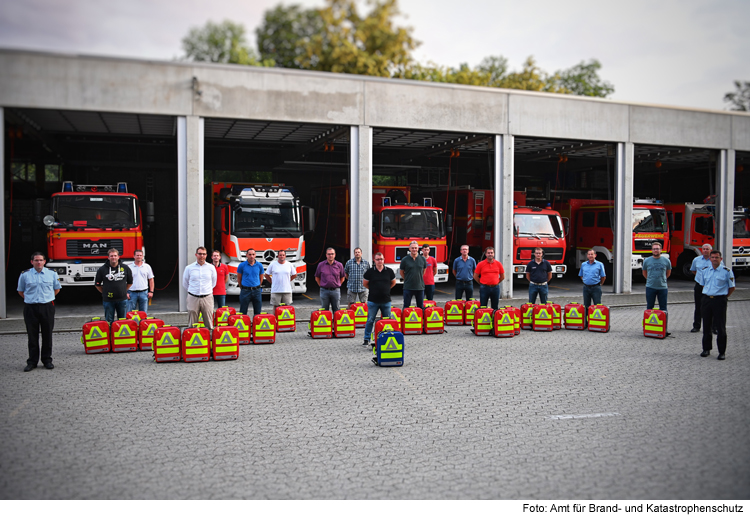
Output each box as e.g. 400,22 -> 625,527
3,49 -> 750,150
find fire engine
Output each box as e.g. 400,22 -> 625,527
314,186 -> 449,284
559,198 -> 671,277
211,183 -> 313,296
665,201 -> 750,277
42,181 -> 145,286
419,188 -> 567,279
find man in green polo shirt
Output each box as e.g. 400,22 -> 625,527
399,240 -> 427,310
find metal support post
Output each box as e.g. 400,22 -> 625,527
177,116 -> 204,312
0,107 -> 6,318
715,149 -> 736,267
351,125 -> 372,263
494,134 -> 514,299
614,142 -> 634,294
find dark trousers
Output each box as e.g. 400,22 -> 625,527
239,288 -> 262,317
403,289 -> 424,310
24,302 -> 55,366
455,280 -> 473,300
701,295 -> 728,354
693,282 -> 703,330
424,284 -> 435,301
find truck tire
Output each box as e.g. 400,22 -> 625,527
596,254 -> 613,285
676,252 -> 693,280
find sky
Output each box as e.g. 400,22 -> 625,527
0,0 -> 747,111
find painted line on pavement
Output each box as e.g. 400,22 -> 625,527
9,398 -> 31,418
547,412 -> 620,420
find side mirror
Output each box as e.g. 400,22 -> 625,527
43,215 -> 57,227
563,217 -> 570,236
302,206 -> 315,234
446,214 -> 453,233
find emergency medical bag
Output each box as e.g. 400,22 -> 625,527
423,300 -> 437,309
643,309 -> 668,339
275,304 -> 296,332
371,318 -> 400,345
520,303 -> 534,330
532,304 -> 554,332
81,317 -> 110,354
126,310 -> 147,325
350,302 -> 368,328
388,307 -> 402,326
153,326 -> 181,362
464,299 -> 480,326
138,317 -> 164,351
471,307 -> 494,336
228,314 -> 252,345
503,305 -> 521,335
423,306 -> 445,334
444,300 -> 465,326
111,318 -> 139,352
401,307 -> 423,335
546,302 -> 562,330
309,310 -> 333,339
212,324 -> 240,360
494,309 -> 515,338
333,309 -> 356,338
196,313 -> 206,328
563,303 -> 586,330
372,331 -> 405,367
222,306 -> 237,316
214,306 -> 234,326
181,324 -> 211,362
587,304 -> 610,333
252,313 -> 277,344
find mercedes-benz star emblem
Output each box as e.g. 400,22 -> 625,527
264,250 -> 276,261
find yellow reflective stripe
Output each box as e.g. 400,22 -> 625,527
644,325 -> 663,331
380,352 -> 403,359
426,323 -> 443,328
337,326 -> 355,331
255,331 -> 274,337
215,346 -> 237,353
114,338 -> 137,344
86,339 -> 108,346
156,347 -> 179,354
589,320 -> 606,326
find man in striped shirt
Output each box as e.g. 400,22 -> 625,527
344,247 -> 370,305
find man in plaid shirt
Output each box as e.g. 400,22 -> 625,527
344,247 -> 370,305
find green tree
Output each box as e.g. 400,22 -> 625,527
554,59 -> 614,97
724,80 -> 750,111
492,56 -> 567,93
256,4 -> 323,68
182,20 -> 273,66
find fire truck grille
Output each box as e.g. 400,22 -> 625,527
66,239 -> 124,257
634,239 -> 660,251
517,248 -> 564,261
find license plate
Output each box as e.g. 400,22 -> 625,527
262,288 -> 271,294
736,258 -> 747,264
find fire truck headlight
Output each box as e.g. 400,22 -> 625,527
49,266 -> 66,275
229,273 -> 238,284
555,266 -> 565,273
514,266 -> 526,273
437,269 -> 448,275
296,272 -> 306,281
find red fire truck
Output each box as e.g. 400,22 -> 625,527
314,186 -> 449,284
665,201 -> 750,277
420,188 -> 567,279
211,183 -> 313,295
42,181 -> 145,286
559,198 -> 671,278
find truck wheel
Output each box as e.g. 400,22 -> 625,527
596,255 -> 613,285
677,253 -> 693,280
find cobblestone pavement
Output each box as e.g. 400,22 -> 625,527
1,302 -> 748,499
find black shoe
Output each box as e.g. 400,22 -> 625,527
23,364 -> 36,372
43,363 -> 54,370
700,350 -> 710,357
717,352 -> 725,360
690,328 -> 700,333
362,340 -> 369,346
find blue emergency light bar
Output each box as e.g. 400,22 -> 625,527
423,198 -> 433,207
382,197 -> 391,207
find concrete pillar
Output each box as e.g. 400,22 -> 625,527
0,107 -> 6,318
350,125 -> 372,263
177,116 -> 204,312
614,142 -> 634,294
715,149 -> 736,268
494,134 -> 514,299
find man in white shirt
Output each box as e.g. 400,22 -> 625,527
265,250 -> 297,311
127,249 -> 155,313
182,246 -> 217,332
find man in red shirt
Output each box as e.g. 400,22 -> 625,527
421,244 -> 438,301
212,250 -> 229,309
473,246 -> 504,310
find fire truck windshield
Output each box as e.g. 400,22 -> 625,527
54,195 -> 138,228
632,209 -> 668,233
734,214 -> 750,238
514,214 -> 563,239
380,209 -> 444,239
233,203 -> 301,237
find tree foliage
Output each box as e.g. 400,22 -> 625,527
181,20 -> 273,66
257,4 -> 324,68
724,80 -> 750,111
554,59 -> 614,98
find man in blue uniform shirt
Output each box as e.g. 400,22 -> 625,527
578,249 -> 606,327
689,244 -> 713,332
17,252 -> 61,372
696,250 -> 735,360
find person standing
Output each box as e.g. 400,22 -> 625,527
315,248 -> 346,312
265,250 -> 297,311
690,244 -> 713,333
237,248 -> 265,317
422,244 -> 438,301
642,242 -> 672,311
95,248 -> 133,324
182,247 -> 217,333
399,240 -> 427,310
697,250 -> 735,360
126,249 -> 154,313
344,247 -> 370,305
18,252 -> 60,372
525,247 -> 553,304
473,247 -> 504,310
452,245 -> 476,300
579,249 -> 606,327
362,252 -> 397,346
211,250 -> 229,309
